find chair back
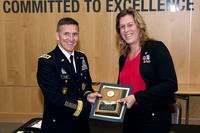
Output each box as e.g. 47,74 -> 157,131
171,102 -> 182,124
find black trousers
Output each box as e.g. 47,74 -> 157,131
123,105 -> 171,133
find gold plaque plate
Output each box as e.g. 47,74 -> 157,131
95,88 -> 123,116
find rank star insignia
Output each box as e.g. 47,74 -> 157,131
39,54 -> 51,59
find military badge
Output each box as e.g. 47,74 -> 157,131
64,101 -> 76,109
142,52 -> 151,63
62,87 -> 68,95
61,68 -> 67,74
61,68 -> 70,79
61,75 -> 69,79
81,58 -> 88,71
82,83 -> 86,91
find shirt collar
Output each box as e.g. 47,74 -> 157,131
58,44 -> 74,60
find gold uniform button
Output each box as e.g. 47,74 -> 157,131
62,87 -> 68,95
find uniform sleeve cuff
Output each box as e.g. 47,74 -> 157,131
84,91 -> 92,96
73,100 -> 83,117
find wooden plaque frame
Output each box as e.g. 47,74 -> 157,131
90,83 -> 132,123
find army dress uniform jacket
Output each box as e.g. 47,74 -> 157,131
37,45 -> 93,133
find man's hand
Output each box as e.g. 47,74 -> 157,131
87,92 -> 102,104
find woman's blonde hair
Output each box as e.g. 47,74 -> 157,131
116,8 -> 150,56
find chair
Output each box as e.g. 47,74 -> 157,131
171,102 -> 182,124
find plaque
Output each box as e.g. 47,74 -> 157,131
90,83 -> 132,123
95,88 -> 123,116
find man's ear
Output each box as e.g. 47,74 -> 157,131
56,32 -> 59,41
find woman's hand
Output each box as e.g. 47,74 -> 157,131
117,95 -> 136,109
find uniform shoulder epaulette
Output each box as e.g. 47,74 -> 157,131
77,50 -> 84,54
39,54 -> 51,59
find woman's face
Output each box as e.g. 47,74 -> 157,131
119,15 -> 140,45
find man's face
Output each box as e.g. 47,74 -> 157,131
56,24 -> 79,54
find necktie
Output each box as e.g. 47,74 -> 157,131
70,55 -> 75,73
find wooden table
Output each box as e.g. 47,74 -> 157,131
175,84 -> 200,124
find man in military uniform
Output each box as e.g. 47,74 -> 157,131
37,17 -> 101,133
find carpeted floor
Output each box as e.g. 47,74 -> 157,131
1,120 -> 200,133
0,120 -> 122,133
0,122 -> 23,133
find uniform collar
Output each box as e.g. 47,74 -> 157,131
58,44 -> 75,61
